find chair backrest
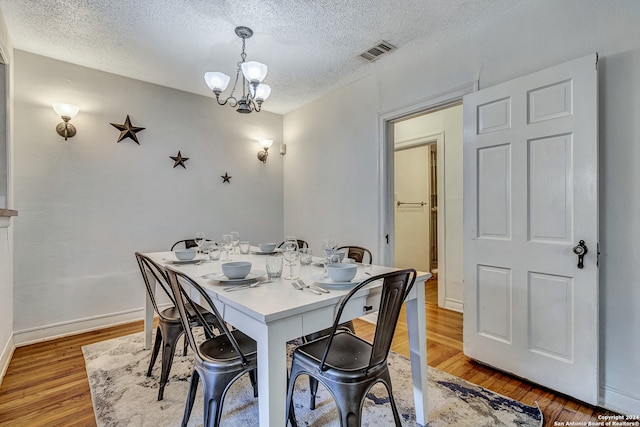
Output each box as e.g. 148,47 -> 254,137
135,252 -> 178,321
170,239 -> 198,250
278,239 -> 309,249
336,245 -> 372,264
319,268 -> 416,372
165,266 -> 251,366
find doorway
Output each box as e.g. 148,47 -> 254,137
392,106 -> 461,310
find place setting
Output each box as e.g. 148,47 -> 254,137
251,241 -> 281,255
200,261 -> 268,291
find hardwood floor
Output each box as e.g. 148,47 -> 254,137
0,278 -> 617,426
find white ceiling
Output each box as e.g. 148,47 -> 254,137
0,0 -> 529,115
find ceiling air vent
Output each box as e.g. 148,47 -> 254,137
359,40 -> 396,62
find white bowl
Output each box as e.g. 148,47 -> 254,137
326,263 -> 357,282
259,242 -> 277,252
222,261 -> 252,279
174,248 -> 196,260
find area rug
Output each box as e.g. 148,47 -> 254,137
83,332 -> 542,426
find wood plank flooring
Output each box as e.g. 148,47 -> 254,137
0,278 -> 617,426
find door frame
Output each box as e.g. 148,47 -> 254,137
394,133 -> 445,304
378,81 -> 477,301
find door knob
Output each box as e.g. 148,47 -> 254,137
572,240 -> 588,269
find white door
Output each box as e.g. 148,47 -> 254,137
462,53 -> 599,404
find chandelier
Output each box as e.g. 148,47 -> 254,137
204,26 -> 271,114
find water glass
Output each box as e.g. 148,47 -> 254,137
239,241 -> 250,254
299,248 -> 313,265
230,231 -> 240,253
209,245 -> 221,261
221,234 -> 233,261
266,255 -> 283,280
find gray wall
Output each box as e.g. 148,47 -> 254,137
282,0 -> 640,414
12,51 -> 284,342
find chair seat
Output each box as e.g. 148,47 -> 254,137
295,332 -> 385,381
199,330 -> 257,365
161,303 -> 216,326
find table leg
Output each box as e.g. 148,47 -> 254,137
406,278 -> 428,426
256,323 -> 288,426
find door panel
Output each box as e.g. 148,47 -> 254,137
463,53 -> 599,404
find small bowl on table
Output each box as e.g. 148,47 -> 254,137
222,261 -> 252,279
259,242 -> 277,253
174,248 -> 196,261
326,263 -> 358,282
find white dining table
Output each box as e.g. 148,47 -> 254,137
143,250 -> 431,426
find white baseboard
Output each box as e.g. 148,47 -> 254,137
13,308 -> 145,347
601,384 -> 640,415
443,297 -> 463,313
0,334 -> 15,387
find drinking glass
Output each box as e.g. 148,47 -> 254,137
209,245 -> 221,261
200,241 -> 212,258
239,241 -> 250,254
230,231 -> 240,254
282,239 -> 299,280
266,255 -> 283,280
195,232 -> 206,253
299,247 -> 313,265
323,238 -> 337,264
221,234 -> 233,261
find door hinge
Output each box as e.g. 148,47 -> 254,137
597,242 -> 600,267
385,234 -> 389,244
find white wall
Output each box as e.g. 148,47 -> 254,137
599,48 -> 640,414
12,52 -> 284,343
282,0 -> 640,414
0,7 -> 13,385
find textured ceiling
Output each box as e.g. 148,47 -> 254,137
0,0 -> 529,114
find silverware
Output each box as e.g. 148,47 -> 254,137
224,282 -> 260,292
299,279 -> 329,294
292,280 -> 322,295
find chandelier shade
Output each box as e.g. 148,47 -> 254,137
240,61 -> 268,83
204,26 -> 271,114
254,84 -> 271,101
204,72 -> 231,93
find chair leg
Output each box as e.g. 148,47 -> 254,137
309,377 -> 319,410
182,370 -> 200,427
183,334 -> 188,356
248,368 -> 258,397
202,371 -> 242,427
147,326 -> 162,376
157,325 -> 183,401
286,365 -> 303,427
379,371 -> 402,426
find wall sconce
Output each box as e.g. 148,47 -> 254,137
52,102 -> 79,140
257,139 -> 273,163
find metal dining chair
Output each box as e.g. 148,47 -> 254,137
135,252 -> 220,400
278,239 -> 309,249
171,239 -> 215,250
304,245 -> 374,410
336,245 -> 372,264
286,268 -> 417,426
165,266 -> 260,427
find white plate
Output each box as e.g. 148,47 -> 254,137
252,249 -> 281,255
205,270 -> 266,283
311,273 -> 364,288
166,257 -> 204,264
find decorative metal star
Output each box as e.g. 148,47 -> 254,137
110,115 -> 145,144
170,151 -> 189,169
221,172 -> 232,183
